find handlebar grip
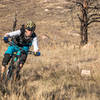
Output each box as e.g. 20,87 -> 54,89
28,51 -> 40,56
35,52 -> 40,56
4,37 -> 9,43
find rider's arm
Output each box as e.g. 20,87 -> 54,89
32,37 -> 39,52
4,30 -> 21,37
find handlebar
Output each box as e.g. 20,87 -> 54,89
8,41 -> 23,50
7,41 -> 40,56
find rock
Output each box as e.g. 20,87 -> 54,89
81,69 -> 91,77
45,9 -> 49,12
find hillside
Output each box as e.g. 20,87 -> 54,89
0,0 -> 100,100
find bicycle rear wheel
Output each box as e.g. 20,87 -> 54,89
6,56 -> 16,82
7,66 -> 14,80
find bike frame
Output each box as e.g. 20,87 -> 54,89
7,49 -> 22,81
6,41 -> 35,81
6,42 -> 26,81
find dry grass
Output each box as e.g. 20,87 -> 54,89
0,0 -> 100,100
0,39 -> 100,100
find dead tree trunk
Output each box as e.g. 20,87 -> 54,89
75,0 -> 100,45
80,0 -> 88,45
12,13 -> 17,31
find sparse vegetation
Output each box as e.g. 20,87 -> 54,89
75,0 -> 100,45
0,0 -> 100,100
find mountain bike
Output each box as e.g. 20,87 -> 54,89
2,41 -> 38,83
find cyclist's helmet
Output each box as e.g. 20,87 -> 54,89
26,21 -> 36,31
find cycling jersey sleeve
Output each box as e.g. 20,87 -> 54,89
32,37 -> 39,52
4,30 -> 21,37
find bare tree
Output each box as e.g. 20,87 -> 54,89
74,0 -> 100,45
12,13 -> 17,31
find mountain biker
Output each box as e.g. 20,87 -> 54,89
0,20 -> 40,80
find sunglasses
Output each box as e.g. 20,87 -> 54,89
26,27 -> 34,31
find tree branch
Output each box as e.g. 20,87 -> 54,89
12,13 -> 17,31
77,14 -> 83,22
91,17 -> 100,20
88,6 -> 100,10
88,14 -> 100,21
88,14 -> 100,18
88,19 -> 100,25
73,1 -> 84,8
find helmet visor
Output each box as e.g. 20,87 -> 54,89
26,27 -> 34,31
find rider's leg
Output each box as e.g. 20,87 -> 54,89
19,53 -> 27,69
15,54 -> 27,80
15,46 -> 28,75
14,49 -> 27,76
1,54 -> 11,80
1,66 -> 6,80
19,46 -> 28,69
1,46 -> 14,80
